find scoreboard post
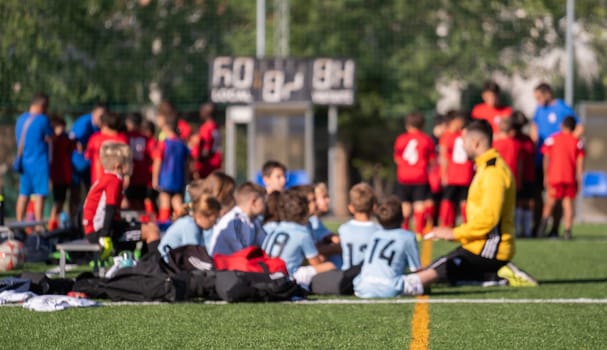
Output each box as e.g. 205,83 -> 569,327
211,56 -> 355,213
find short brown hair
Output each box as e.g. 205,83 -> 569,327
290,184 -> 315,197
202,171 -> 236,209
100,141 -> 132,171
349,183 -> 376,214
279,189 -> 309,225
498,116 -> 514,133
406,112 -> 425,130
262,160 -> 287,177
263,191 -> 283,224
101,112 -> 122,131
235,181 -> 266,206
375,196 -> 404,229
192,194 -> 221,218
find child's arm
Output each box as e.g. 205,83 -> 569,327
576,156 -> 584,189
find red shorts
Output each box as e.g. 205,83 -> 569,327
548,183 -> 577,200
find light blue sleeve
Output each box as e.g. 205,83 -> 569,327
158,217 -> 201,257
300,233 -> 319,259
405,236 -> 421,271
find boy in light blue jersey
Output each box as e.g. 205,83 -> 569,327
339,183 -> 381,271
210,182 -> 267,256
263,189 -> 335,289
354,196 -> 421,298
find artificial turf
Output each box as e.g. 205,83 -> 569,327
0,223 -> 605,349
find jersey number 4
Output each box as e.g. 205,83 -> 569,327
367,239 -> 396,267
402,139 -> 419,165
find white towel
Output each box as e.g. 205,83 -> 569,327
0,290 -> 37,304
23,295 -> 98,312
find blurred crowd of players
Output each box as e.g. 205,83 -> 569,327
394,81 -> 584,240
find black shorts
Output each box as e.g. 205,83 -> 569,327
517,182 -> 535,200
52,184 -> 69,203
443,185 -> 468,203
398,184 -> 432,203
427,247 -> 508,285
125,185 -> 147,201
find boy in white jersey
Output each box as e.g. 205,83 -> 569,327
262,189 -> 335,289
354,196 -> 421,298
339,183 -> 381,271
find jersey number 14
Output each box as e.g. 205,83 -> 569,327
367,238 -> 396,267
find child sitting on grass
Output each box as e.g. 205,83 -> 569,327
209,182 -> 267,256
339,183 -> 381,271
158,180 -> 221,259
354,196 -> 421,298
263,189 -> 335,290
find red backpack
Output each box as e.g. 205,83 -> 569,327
213,246 -> 288,276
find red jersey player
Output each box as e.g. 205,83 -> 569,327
511,111 -> 536,237
85,113 -> 128,184
124,113 -> 154,211
194,103 -> 223,179
471,81 -> 513,134
539,116 -> 584,239
49,116 -> 76,230
393,112 -> 436,235
438,111 -> 474,227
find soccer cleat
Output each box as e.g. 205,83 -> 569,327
98,237 -> 114,261
563,230 -> 572,240
497,263 -> 538,287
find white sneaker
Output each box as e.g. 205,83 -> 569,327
402,274 -> 424,296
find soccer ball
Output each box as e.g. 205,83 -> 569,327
0,239 -> 25,272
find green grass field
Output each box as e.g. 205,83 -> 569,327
1,223 -> 606,349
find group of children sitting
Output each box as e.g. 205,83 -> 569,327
84,148 -> 424,298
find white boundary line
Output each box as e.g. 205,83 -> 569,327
2,298 -> 607,308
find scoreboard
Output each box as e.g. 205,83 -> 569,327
210,57 -> 355,106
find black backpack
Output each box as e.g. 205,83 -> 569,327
215,270 -> 307,302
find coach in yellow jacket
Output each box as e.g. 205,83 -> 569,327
401,120 -> 536,296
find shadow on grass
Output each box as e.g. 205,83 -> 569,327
538,278 -> 607,285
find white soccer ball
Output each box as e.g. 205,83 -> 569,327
0,239 -> 25,272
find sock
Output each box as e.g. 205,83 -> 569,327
439,200 -> 455,227
459,202 -> 467,223
158,208 -> 171,222
402,217 -> 410,230
424,205 -> 435,233
414,211 -> 426,235
523,210 -> 533,237
144,199 -> 155,215
537,218 -> 549,237
515,209 -> 523,237
48,219 -> 59,231
26,201 -> 35,221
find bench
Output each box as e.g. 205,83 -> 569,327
55,239 -> 102,278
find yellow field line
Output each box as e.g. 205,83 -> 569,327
409,238 -> 433,350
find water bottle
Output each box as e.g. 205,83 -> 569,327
119,251 -> 135,269
59,212 -> 69,229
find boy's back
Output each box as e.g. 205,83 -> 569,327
354,228 -> 420,298
393,130 -> 435,185
155,135 -> 190,193
542,132 -> 584,185
439,130 -> 474,186
338,220 -> 381,270
263,221 -> 318,276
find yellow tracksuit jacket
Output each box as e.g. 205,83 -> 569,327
453,148 -> 516,261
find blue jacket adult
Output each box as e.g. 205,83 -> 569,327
15,112 -> 52,172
